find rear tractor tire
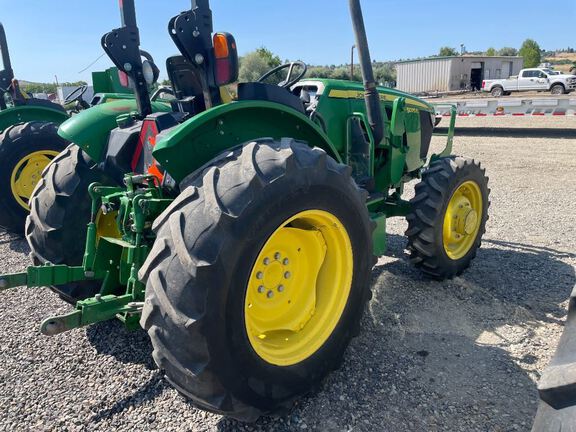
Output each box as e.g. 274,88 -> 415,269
139,138 -> 375,421
0,122 -> 68,235
26,145 -> 118,304
405,157 -> 490,279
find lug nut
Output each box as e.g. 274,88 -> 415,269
278,285 -> 285,292
258,285 -> 265,293
267,291 -> 274,298
263,258 -> 270,265
284,272 -> 291,279
256,272 -> 263,279
283,258 -> 290,265
274,252 -> 281,260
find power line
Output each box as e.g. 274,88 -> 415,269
77,52 -> 107,74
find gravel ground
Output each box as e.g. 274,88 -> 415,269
1,116 -> 575,431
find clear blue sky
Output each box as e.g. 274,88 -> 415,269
2,0 -> 575,84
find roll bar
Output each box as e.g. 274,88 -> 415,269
101,0 -> 152,117
348,0 -> 384,145
0,23 -> 14,109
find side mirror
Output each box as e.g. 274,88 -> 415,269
213,32 -> 239,86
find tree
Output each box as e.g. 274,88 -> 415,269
519,39 -> 541,67
485,47 -> 497,56
238,47 -> 283,83
498,47 -> 518,56
438,47 -> 458,57
255,47 -> 281,69
238,51 -> 270,83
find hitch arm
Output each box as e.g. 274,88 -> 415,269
39,295 -> 141,336
0,265 -> 93,291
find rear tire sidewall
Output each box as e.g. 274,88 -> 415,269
211,181 -> 372,407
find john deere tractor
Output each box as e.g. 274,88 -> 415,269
0,0 -> 490,421
0,22 -> 140,235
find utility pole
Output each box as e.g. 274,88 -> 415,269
350,44 -> 356,81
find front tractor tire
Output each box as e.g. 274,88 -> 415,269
26,145 -> 117,303
140,138 -> 375,421
406,157 -> 490,280
0,122 -> 68,235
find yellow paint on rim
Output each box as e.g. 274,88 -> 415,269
442,180 -> 483,260
244,209 -> 353,366
95,210 -> 122,239
10,150 -> 59,210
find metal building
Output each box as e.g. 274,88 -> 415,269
396,56 -> 524,93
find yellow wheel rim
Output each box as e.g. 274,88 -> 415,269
10,150 -> 59,210
245,210 -> 353,366
442,180 -> 483,260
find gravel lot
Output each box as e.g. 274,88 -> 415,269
1,116 -> 575,431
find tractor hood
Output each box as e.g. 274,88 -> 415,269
58,99 -> 171,162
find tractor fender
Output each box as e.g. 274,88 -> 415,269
58,100 -> 171,162
153,100 -> 342,183
0,105 -> 68,134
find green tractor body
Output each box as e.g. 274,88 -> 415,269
0,0 -> 488,421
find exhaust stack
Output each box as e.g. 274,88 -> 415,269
348,0 -> 384,145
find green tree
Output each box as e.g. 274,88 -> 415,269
255,47 -> 281,69
438,47 -> 458,57
485,47 -> 497,56
498,47 -> 518,56
238,51 -> 270,82
238,47 -> 283,83
519,39 -> 541,67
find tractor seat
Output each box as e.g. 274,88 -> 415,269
237,82 -> 305,115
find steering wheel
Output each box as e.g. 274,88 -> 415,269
64,85 -> 88,105
258,61 -> 308,89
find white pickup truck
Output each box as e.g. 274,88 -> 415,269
482,68 -> 576,97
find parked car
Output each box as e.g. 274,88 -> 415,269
482,68 -> 576,97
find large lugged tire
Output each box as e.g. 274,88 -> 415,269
0,121 -> 68,235
405,157 -> 490,279
139,138 -> 375,421
26,144 -> 116,303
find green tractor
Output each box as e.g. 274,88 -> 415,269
1,0 -> 490,421
0,22 -> 139,235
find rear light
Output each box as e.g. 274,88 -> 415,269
213,32 -> 239,86
481,80 -> 485,89
118,70 -> 130,88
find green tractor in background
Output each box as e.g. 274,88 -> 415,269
1,0 -> 490,421
0,22 -> 137,235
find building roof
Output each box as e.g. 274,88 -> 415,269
396,56 -> 523,64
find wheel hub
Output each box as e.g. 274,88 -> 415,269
442,181 -> 483,260
245,210 -> 353,366
10,150 -> 59,210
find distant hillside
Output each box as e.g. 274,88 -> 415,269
544,52 -> 576,73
